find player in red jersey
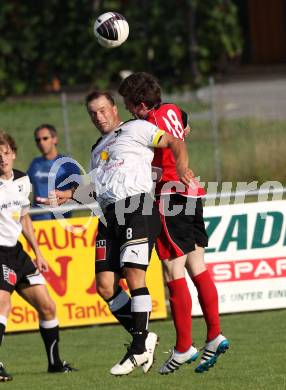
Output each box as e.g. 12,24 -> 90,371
119,72 -> 229,374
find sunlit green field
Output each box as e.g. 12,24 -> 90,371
1,310 -> 286,390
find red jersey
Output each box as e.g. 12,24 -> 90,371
147,103 -> 206,197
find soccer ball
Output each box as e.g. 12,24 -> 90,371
94,12 -> 129,48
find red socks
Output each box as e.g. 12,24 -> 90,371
167,278 -> 192,352
167,271 -> 220,350
192,270 -> 220,342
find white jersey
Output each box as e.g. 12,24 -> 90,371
0,170 -> 31,247
90,119 -> 164,208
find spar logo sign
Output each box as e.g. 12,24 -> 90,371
203,200 -> 286,283
208,257 -> 286,283
186,200 -> 286,314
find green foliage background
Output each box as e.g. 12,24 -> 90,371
0,0 -> 242,97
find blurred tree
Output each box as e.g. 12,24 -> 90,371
0,0 -> 242,97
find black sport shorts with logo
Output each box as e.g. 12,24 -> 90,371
156,194 -> 208,260
95,193 -> 162,274
0,242 -> 45,293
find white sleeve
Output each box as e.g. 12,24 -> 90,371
23,176 -> 31,207
135,120 -> 165,147
21,176 -> 31,215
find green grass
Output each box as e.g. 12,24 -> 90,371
2,310 -> 286,389
185,118 -> 286,185
1,96 -> 286,185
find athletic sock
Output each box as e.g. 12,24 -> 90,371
192,269 -> 220,341
106,286 -> 132,333
0,315 -> 7,345
39,319 -> 62,368
167,278 -> 192,353
130,287 -> 152,354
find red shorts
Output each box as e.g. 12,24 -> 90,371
155,194 -> 208,260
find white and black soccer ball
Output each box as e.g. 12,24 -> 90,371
94,12 -> 129,48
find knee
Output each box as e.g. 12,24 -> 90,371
0,300 -> 11,318
37,298 -> 56,320
163,260 -> 185,282
162,262 -> 175,282
96,282 -> 115,301
125,268 -> 146,291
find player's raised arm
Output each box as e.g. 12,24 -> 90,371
156,132 -> 194,186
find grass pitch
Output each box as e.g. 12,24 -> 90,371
1,309 -> 286,389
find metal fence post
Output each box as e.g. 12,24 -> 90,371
209,76 -> 222,183
61,91 -> 72,156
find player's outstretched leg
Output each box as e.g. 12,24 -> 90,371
0,362 -> 12,382
110,287 -> 151,376
195,334 -> 229,373
159,345 -> 199,374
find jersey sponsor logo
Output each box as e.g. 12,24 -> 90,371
96,240 -> 106,261
0,200 -> 21,211
106,140 -> 116,147
100,151 -> 109,161
2,264 -> 17,286
103,159 -> 124,171
11,211 -> 20,222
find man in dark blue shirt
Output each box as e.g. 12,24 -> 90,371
27,124 -> 80,220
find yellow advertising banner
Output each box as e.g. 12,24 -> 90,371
7,216 -> 167,332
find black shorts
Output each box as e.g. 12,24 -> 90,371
156,194 -> 208,260
95,193 -> 162,274
0,242 -> 45,293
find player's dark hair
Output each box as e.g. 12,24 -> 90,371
118,72 -> 162,109
34,124 -> 57,138
0,131 -> 17,153
85,90 -> 115,109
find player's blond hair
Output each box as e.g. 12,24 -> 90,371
0,131 -> 17,153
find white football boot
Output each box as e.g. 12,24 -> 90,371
142,332 -> 159,373
110,350 -> 148,376
159,345 -> 199,374
195,334 -> 229,373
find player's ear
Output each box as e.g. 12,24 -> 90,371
52,135 -> 58,145
113,105 -> 119,116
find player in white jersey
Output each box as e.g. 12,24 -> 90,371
49,90 -> 194,376
0,131 -> 76,381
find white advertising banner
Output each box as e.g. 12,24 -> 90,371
187,200 -> 286,315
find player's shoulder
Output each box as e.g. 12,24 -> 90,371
154,102 -> 181,114
121,118 -> 142,128
13,169 -> 27,180
122,118 -> 155,130
91,137 -> 103,152
149,103 -> 187,129
13,169 -> 30,187
121,118 -> 137,125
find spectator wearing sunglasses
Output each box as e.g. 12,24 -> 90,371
27,124 -> 80,220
